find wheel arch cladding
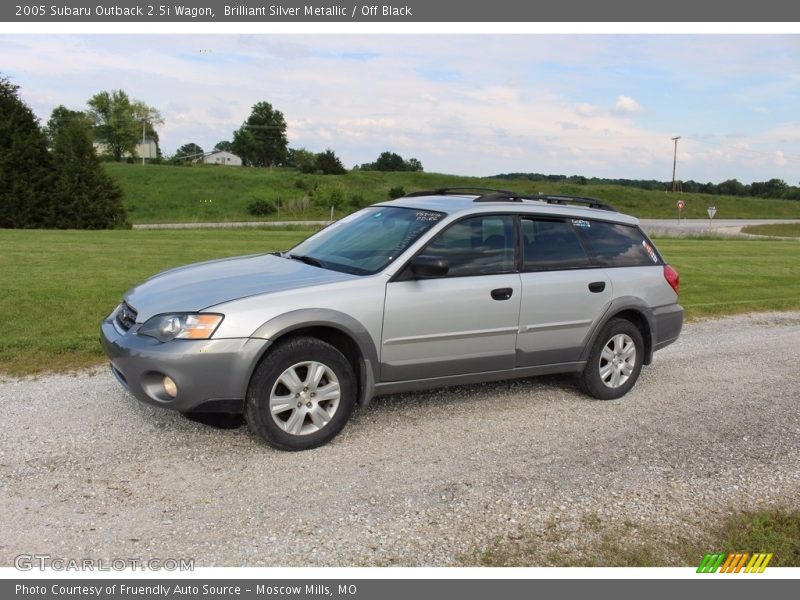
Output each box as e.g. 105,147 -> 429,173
250,309 -> 378,406
611,309 -> 653,365
581,297 -> 655,365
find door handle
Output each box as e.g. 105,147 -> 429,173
491,287 -> 513,301
588,281 -> 606,293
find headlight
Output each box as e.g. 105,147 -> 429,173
138,313 -> 224,342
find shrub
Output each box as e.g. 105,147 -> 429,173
284,197 -> 311,214
328,188 -> 345,208
348,193 -> 369,208
388,186 -> 406,199
294,177 -> 318,195
247,199 -> 277,217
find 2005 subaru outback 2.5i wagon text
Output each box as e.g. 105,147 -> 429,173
101,189 -> 683,450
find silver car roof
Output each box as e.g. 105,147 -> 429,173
376,194 -> 640,226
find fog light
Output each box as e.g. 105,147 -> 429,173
163,376 -> 178,398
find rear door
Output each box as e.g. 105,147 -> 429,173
381,214 -> 521,381
516,217 -> 612,366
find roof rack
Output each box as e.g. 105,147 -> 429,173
402,187 -> 514,198
473,192 -> 617,212
400,188 -> 617,212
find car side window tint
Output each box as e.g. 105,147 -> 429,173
521,218 -> 590,271
418,215 -> 516,277
574,220 -> 660,267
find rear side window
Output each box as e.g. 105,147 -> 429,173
521,218 -> 590,271
574,220 -> 661,267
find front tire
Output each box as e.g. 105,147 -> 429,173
245,336 -> 356,451
579,318 -> 644,400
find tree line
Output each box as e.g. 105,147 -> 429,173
492,172 -> 800,201
175,101 -> 424,176
0,77 -> 426,229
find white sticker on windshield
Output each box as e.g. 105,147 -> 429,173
415,211 -> 443,222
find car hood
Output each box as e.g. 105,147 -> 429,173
125,253 -> 358,322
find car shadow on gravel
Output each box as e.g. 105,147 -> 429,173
175,374 -> 581,433
362,373 -> 581,413
181,412 -> 246,429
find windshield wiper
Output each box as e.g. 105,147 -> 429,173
286,253 -> 325,268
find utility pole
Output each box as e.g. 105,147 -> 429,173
141,118 -> 146,166
671,136 -> 681,192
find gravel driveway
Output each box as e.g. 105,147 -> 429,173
1,312 -> 798,566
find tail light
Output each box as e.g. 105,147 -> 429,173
663,264 -> 680,294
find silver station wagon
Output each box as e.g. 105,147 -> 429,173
101,189 -> 683,450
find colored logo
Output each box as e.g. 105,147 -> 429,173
697,553 -> 773,573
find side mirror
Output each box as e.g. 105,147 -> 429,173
411,256 -> 449,278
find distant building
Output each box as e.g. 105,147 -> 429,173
94,139 -> 158,159
203,150 -> 242,166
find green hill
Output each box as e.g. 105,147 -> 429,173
104,163 -> 800,224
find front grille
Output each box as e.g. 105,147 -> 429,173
115,301 -> 138,332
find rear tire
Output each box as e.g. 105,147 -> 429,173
245,336 -> 356,450
579,318 -> 644,400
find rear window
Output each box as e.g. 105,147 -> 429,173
521,218 -> 590,271
573,220 -> 661,267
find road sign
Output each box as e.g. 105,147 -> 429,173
677,200 -> 685,210
707,206 -> 717,220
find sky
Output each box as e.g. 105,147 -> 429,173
2,34 -> 799,184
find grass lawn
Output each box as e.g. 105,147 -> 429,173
1,230 -> 799,376
107,163 -> 800,223
741,223 -> 800,237
0,228 -> 311,377
655,237 -> 800,318
471,508 -> 800,567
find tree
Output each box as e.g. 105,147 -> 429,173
45,105 -> 85,148
717,179 -> 746,196
174,143 -> 205,161
375,151 -> 406,171
86,89 -> 162,161
291,148 -> 317,174
51,117 -> 129,229
0,75 -> 54,228
406,157 -> 424,172
315,148 -> 346,175
361,151 -> 423,172
231,101 -> 288,167
750,178 -> 788,198
214,140 -> 233,152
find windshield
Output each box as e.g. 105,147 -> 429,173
288,206 -> 446,275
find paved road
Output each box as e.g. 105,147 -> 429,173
639,218 -> 800,237
1,312 -> 798,566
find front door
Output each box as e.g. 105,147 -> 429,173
381,214 -> 521,382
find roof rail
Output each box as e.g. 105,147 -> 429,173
402,187 -> 514,198
474,192 -> 617,212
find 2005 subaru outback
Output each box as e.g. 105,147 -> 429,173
101,189 -> 683,450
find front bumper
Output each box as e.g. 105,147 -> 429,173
100,313 -> 270,413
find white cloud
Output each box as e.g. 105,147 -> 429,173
2,34 -> 798,182
575,103 -> 602,117
612,95 -> 643,114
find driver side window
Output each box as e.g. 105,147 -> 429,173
417,215 -> 516,277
